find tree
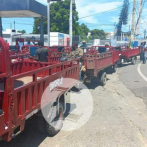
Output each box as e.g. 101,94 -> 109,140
17,30 -> 26,34
33,0 -> 80,35
116,0 -> 129,36
79,23 -> 89,36
79,23 -> 90,41
90,29 -> 106,40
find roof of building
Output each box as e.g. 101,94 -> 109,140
0,0 -> 47,18
12,33 -> 69,38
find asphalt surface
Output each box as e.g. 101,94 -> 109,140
118,60 -> 147,105
1,63 -> 147,147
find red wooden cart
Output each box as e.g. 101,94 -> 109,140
20,45 -> 72,64
81,46 -> 119,85
51,46 -> 72,54
0,37 -> 80,142
119,46 -> 140,64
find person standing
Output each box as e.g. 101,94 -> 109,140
25,39 -> 34,45
80,41 -> 87,53
140,42 -> 144,61
142,41 -> 146,64
35,41 -> 48,62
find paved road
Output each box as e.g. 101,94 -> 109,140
118,60 -> 147,104
1,71 -> 147,147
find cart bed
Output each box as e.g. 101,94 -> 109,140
120,48 -> 140,58
83,52 -> 113,77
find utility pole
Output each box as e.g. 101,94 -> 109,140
121,31 -> 123,41
0,17 -> 2,37
10,23 -> 12,29
144,29 -> 146,39
47,0 -> 51,47
40,16 -> 44,43
69,0 -> 73,47
14,21 -> 15,30
131,0 -> 136,37
136,0 -> 143,35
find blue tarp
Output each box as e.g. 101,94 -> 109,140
131,41 -> 139,47
30,46 -> 38,56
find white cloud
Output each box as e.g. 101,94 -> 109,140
109,16 -> 119,23
76,1 -> 122,23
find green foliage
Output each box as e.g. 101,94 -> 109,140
79,23 -> 89,36
90,29 -> 106,40
32,0 -> 106,42
79,23 -> 90,42
79,23 -> 90,41
33,0 -> 80,35
18,30 -> 26,34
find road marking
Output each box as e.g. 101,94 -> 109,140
137,63 -> 147,82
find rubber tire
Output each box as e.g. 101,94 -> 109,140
113,63 -> 117,73
45,103 -> 64,136
131,57 -> 135,65
100,72 -> 107,86
37,117 -> 46,133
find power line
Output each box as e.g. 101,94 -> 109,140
79,1 -> 134,20
79,7 -> 122,19
82,23 -> 115,26
16,22 -> 34,26
3,18 -> 34,23
3,22 -> 33,26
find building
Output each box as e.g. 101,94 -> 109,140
105,32 -> 114,39
3,29 -> 70,46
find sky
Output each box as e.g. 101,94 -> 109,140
2,0 -> 147,36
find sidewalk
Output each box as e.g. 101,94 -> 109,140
40,73 -> 147,147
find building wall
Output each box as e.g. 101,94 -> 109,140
3,34 -> 12,45
3,29 -> 69,46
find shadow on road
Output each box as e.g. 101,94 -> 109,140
84,78 -> 110,90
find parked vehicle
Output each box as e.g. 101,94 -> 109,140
119,46 -> 140,65
81,46 -> 119,85
0,37 -> 80,142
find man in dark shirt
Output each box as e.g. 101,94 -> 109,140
35,41 -> 48,62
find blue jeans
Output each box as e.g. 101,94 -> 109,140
143,52 -> 146,64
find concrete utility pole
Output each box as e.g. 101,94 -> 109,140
40,16 -> 44,43
47,0 -> 51,47
0,17 -> 2,37
144,29 -> 146,39
69,0 -> 73,46
131,0 -> 136,37
136,0 -> 143,35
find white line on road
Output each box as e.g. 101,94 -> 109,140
137,63 -> 147,82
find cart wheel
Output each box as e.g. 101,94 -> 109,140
131,57 -> 136,65
37,117 -> 46,133
45,103 -> 64,136
100,72 -> 107,86
113,63 -> 118,72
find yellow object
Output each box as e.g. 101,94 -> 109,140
81,66 -> 86,72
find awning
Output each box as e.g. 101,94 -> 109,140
0,0 -> 47,18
